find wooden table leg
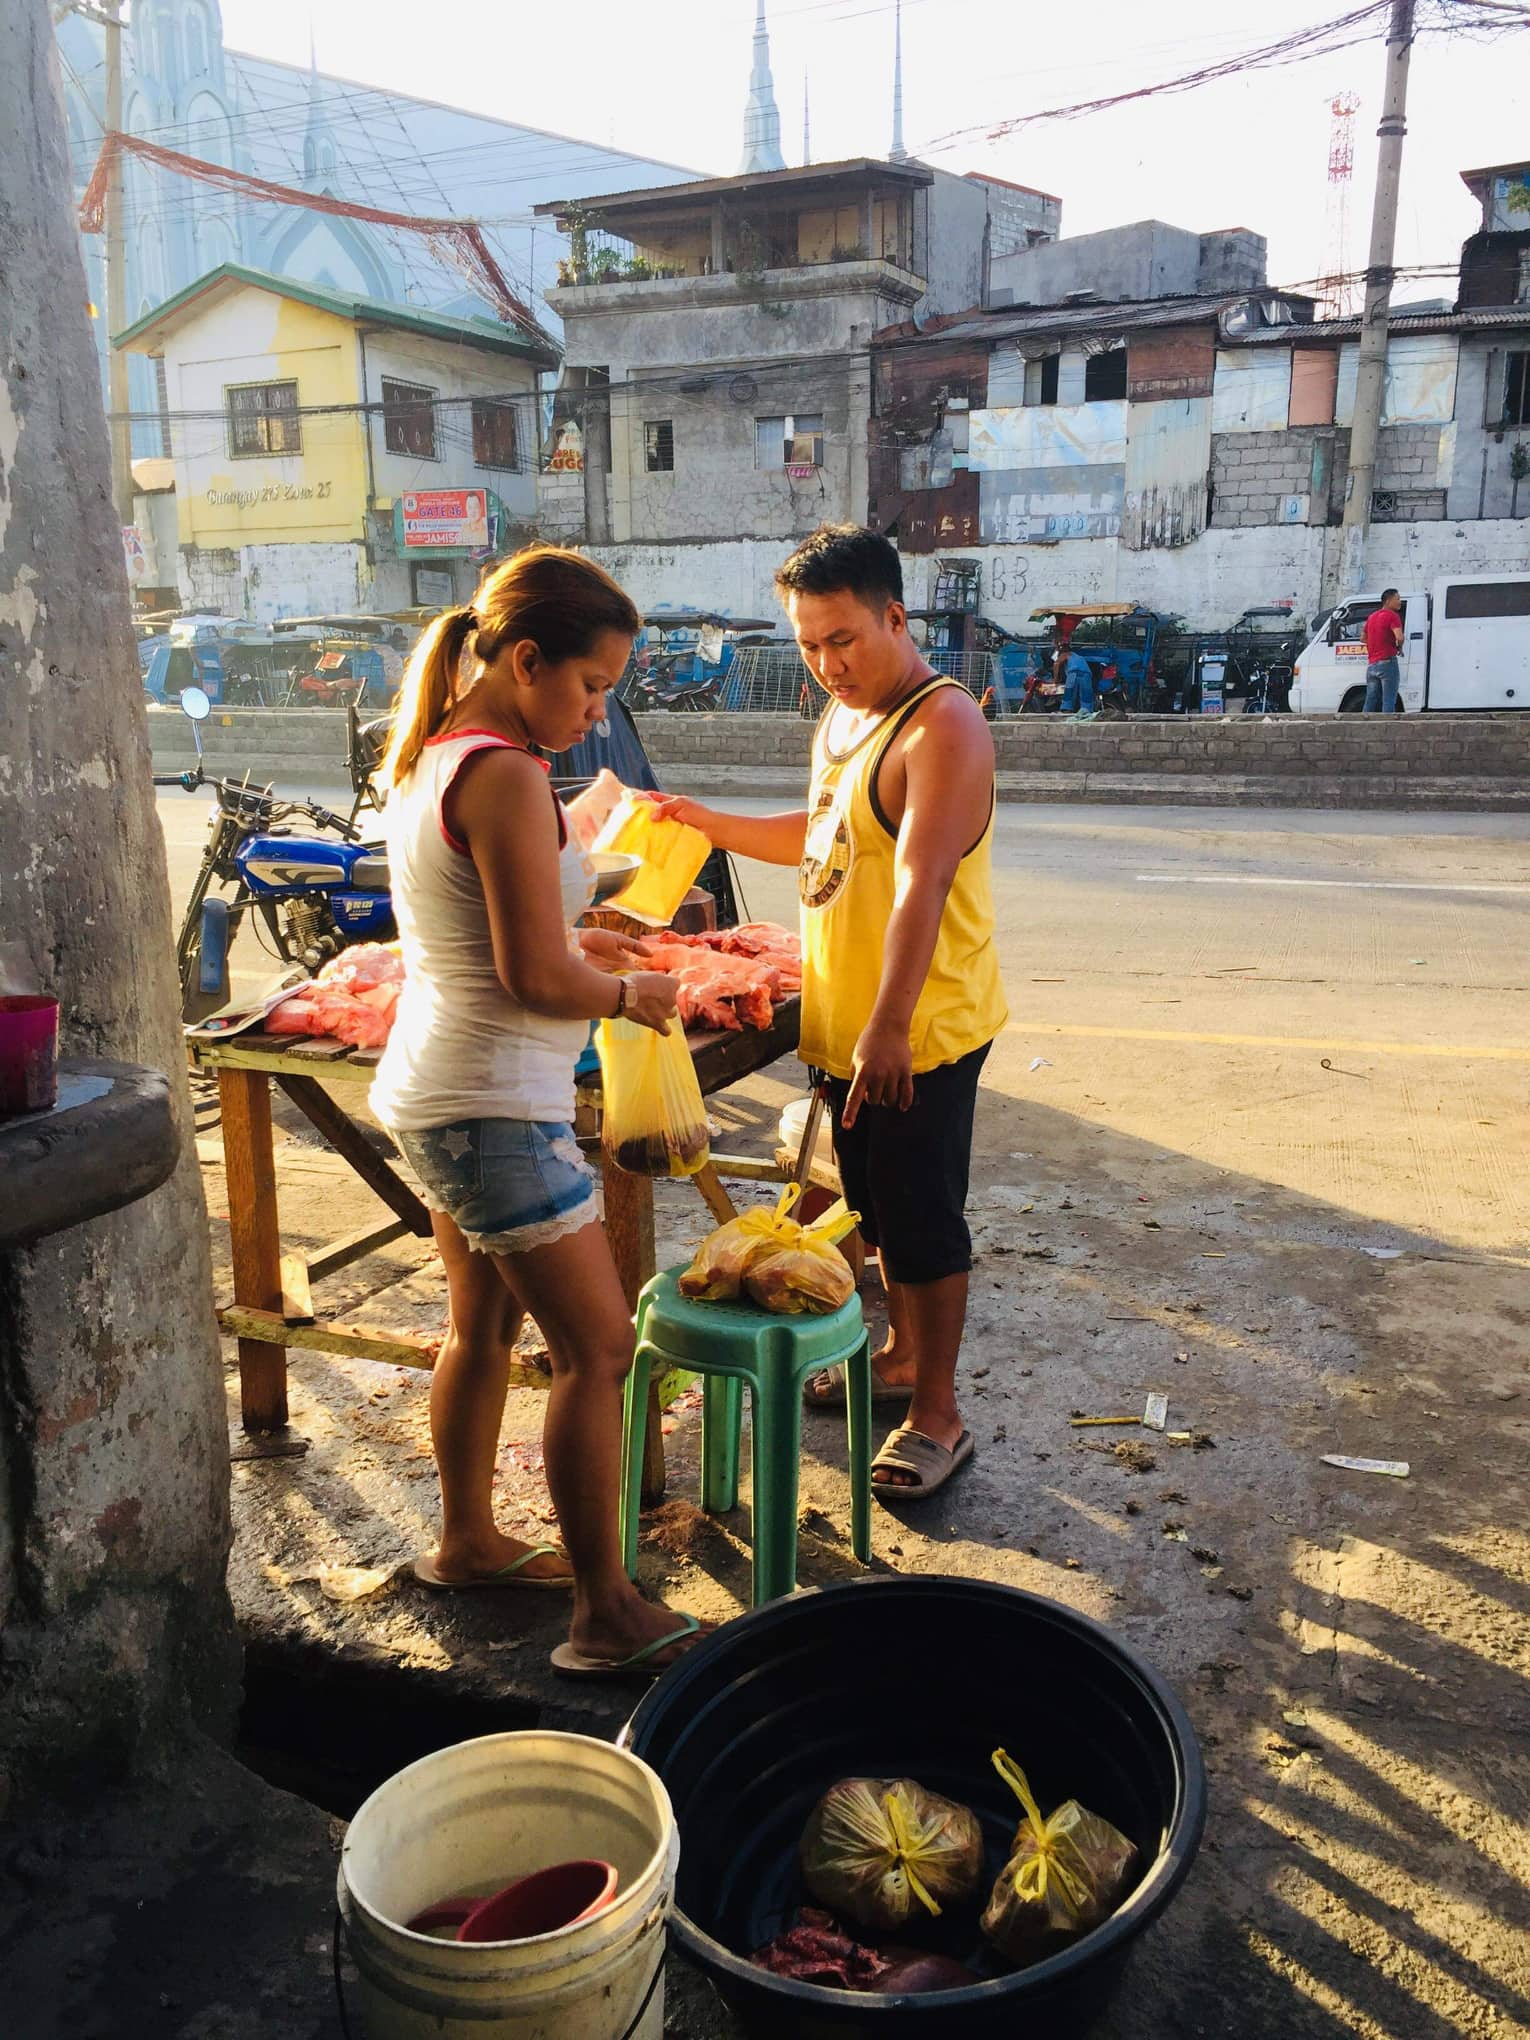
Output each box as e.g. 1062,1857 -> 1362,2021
218,1066 -> 288,1432
602,1156 -> 665,1505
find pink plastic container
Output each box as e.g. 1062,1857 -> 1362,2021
0,995 -> 59,1119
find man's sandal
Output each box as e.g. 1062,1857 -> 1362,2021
870,1425 -> 975,1503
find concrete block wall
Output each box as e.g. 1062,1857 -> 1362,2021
149,707 -> 1530,810
1210,430 -> 1323,526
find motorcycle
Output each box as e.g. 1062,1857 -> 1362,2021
155,688 -> 393,1023
632,656 -> 721,713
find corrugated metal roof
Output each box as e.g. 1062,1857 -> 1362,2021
1228,306 -> 1530,344
875,292 -> 1305,351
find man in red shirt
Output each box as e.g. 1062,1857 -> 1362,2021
1362,589 -> 1405,714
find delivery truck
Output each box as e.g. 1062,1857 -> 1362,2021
1289,572 -> 1530,714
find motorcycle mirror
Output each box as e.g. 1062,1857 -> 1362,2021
180,686 -> 212,722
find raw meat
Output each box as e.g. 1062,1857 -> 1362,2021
266,950 -> 403,1048
640,922 -> 799,1033
316,942 -> 404,991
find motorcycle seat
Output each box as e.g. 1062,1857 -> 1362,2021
350,855 -> 390,890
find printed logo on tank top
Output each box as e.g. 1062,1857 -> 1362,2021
799,788 -> 853,909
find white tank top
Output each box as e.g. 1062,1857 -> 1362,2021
370,730 -> 596,1131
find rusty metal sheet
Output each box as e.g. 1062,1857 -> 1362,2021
1128,324 -> 1216,402
1122,398 -> 1211,551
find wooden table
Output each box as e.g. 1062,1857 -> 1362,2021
190,999 -> 801,1496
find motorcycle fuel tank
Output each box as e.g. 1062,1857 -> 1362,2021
236,833 -> 369,896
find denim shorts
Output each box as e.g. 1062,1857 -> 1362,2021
395,1117 -> 601,1256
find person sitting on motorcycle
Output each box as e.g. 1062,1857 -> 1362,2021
369,545 -> 708,1680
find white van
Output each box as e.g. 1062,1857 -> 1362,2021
1289,573 -> 1530,714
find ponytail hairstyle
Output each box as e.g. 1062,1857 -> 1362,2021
381,545 -> 641,786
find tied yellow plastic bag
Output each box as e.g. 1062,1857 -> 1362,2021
744,1197 -> 860,1315
591,791 -> 710,928
679,1186 -> 861,1311
597,1012 -> 710,1178
799,1777 -> 984,1934
980,1750 -> 1138,1965
679,1185 -> 803,1300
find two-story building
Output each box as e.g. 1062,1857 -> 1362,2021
531,154 -> 1058,615
118,264 -> 559,618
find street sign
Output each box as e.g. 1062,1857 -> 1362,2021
400,488 -> 489,551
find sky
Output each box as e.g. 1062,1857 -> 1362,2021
221,0 -> 1528,300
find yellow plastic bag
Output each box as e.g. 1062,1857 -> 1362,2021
679,1186 -> 803,1299
597,1012 -> 710,1178
591,791 -> 711,928
679,1187 -> 860,1309
799,1777 -> 985,1933
743,1199 -> 860,1314
980,1750 -> 1138,1965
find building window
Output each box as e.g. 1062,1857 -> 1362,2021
381,377 -> 438,460
1505,352 -> 1530,427
756,412 -> 825,467
226,380 -> 300,458
644,419 -> 675,472
1023,353 -> 1060,407
471,398 -> 520,470
1084,347 -> 1128,402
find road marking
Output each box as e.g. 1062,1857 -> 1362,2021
1007,1022 -> 1530,1063
1135,874 -> 1530,894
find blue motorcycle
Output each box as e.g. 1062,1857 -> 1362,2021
156,689 -> 393,1023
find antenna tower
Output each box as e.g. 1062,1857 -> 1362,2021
1317,91 -> 1360,318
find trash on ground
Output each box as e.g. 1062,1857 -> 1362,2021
313,1563 -> 399,1603
1070,1414 -> 1140,1428
1143,1394 -> 1168,1432
1029,1058 -> 1052,1072
1321,1454 -> 1409,1478
1113,1440 -> 1157,1474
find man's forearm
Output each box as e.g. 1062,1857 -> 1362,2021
703,808 -> 809,866
867,870 -> 953,1037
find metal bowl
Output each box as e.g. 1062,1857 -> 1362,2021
590,851 -> 642,905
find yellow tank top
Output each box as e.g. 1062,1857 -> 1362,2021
798,678 -> 1008,1080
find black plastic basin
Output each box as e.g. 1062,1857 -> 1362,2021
623,1576 -> 1205,2038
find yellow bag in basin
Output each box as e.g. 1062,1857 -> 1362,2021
591,791 -> 710,927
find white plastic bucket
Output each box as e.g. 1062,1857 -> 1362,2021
337,1731 -> 678,2040
779,1096 -> 834,1172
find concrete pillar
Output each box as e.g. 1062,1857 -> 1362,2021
0,1 -> 237,1795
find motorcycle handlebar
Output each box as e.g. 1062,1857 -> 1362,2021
152,770 -> 204,791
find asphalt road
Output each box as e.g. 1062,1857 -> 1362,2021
159,790 -> 1530,1254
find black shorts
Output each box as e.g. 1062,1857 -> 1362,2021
824,1042 -> 990,1285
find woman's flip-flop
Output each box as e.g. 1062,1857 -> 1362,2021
870,1426 -> 975,1503
413,1545 -> 574,1591
550,1613 -> 703,1682
802,1362 -> 910,1410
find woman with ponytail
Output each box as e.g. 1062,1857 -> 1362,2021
371,546 -> 703,1678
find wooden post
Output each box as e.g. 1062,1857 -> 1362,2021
603,1157 -> 666,1504
218,1067 -> 288,1431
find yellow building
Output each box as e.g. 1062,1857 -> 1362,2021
118,264 -> 558,618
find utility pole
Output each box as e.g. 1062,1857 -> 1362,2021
102,0 -> 136,529
1338,0 -> 1415,598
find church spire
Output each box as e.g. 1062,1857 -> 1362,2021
890,0 -> 906,160
302,31 -> 337,187
739,1 -> 786,175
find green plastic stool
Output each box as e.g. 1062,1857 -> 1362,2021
621,1268 -> 872,1606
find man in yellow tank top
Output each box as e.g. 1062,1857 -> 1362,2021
654,526 -> 1007,1502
